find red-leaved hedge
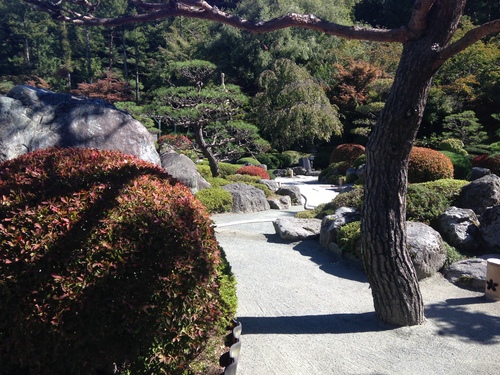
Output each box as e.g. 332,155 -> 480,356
329,143 -> 366,165
235,165 -> 270,179
472,154 -> 500,175
0,147 -> 233,374
408,146 -> 454,183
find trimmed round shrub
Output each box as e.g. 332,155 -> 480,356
438,138 -> 467,156
256,153 -> 280,169
282,150 -> 302,166
406,179 -> 468,223
408,146 -> 454,183
274,152 -> 295,168
472,154 -> 500,175
196,187 -> 233,213
0,148 -> 235,374
236,157 -> 260,165
439,151 -> 472,180
235,165 -> 270,179
218,162 -> 241,178
319,161 -> 350,182
329,143 -> 365,165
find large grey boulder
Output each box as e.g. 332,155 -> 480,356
444,258 -> 487,291
479,206 -> 500,253
458,174 -> 500,215
273,217 -> 322,241
0,85 -> 160,165
276,185 -> 303,206
436,206 -> 480,253
319,207 -> 360,249
160,152 -> 210,194
222,183 -> 270,213
407,221 -> 447,280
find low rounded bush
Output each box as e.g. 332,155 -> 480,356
0,148 -> 235,374
235,165 -> 270,179
336,221 -> 361,257
282,150 -> 302,166
472,154 -> 500,175
439,150 -> 472,180
196,187 -> 233,213
275,152 -> 295,168
319,161 -> 350,182
438,138 -> 467,156
329,143 -> 366,165
218,162 -> 241,178
406,179 -> 468,223
256,153 -> 280,169
236,157 -> 260,165
408,146 -> 454,183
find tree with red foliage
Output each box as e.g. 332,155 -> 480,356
71,70 -> 133,103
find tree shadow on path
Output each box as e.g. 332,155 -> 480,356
425,296 -> 500,344
264,234 -> 367,283
238,312 -> 393,335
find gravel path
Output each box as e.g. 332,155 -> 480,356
212,177 -> 500,375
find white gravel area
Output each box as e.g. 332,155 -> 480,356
212,177 -> 500,375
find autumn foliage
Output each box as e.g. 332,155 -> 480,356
71,71 -> 133,103
408,146 -> 454,183
0,148 -> 234,374
329,143 -> 366,165
235,165 -> 270,179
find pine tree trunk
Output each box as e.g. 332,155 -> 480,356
193,124 -> 220,177
361,0 -> 466,326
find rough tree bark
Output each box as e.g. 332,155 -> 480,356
362,0 -> 466,325
21,0 -> 500,326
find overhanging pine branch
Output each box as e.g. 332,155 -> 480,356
23,0 -> 411,42
435,19 -> 500,68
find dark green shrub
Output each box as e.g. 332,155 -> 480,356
235,165 -> 270,179
472,154 -> 500,175
218,162 -> 241,177
319,161 -> 350,182
0,148 -> 235,375
438,138 -> 467,156
331,187 -> 365,212
329,143 -> 365,164
353,154 -> 366,168
336,221 -> 361,257
256,153 -> 280,169
408,146 -> 454,183
282,150 -> 302,166
406,179 -> 468,223
439,151 -> 472,180
274,152 -> 295,168
196,187 -> 233,213
236,157 -> 260,165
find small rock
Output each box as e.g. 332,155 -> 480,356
273,217 -> 322,241
444,258 -> 487,291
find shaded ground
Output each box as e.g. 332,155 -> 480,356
212,177 -> 499,375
